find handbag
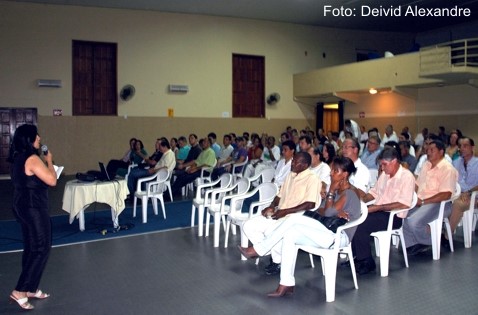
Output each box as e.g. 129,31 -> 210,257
303,210 -> 348,233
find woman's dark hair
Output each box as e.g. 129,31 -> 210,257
8,124 -> 39,163
321,143 -> 336,163
331,156 -> 357,176
170,137 -> 178,145
136,139 -> 145,149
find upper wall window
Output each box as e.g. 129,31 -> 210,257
232,54 -> 265,118
72,40 -> 117,115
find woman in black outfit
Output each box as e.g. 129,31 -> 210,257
8,124 -> 57,310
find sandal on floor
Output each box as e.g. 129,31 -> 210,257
9,295 -> 34,310
27,289 -> 50,299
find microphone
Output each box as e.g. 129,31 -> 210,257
41,144 -> 48,155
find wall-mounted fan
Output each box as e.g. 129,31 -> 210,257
120,84 -> 136,101
266,93 -> 280,105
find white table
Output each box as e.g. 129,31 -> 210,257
62,179 -> 128,231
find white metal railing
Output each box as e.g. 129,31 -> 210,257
428,38 -> 478,67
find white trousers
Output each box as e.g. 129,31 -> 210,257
252,213 -> 348,286
243,215 -> 283,263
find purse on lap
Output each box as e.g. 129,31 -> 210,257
303,210 -> 348,233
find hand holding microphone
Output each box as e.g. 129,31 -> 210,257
41,144 -> 53,163
41,144 -> 48,155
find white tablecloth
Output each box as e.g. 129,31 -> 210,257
62,179 -> 128,230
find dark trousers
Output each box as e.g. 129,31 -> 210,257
171,171 -> 201,195
106,159 -> 129,178
352,211 -> 402,261
14,206 -> 52,292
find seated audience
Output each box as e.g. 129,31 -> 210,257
414,135 -> 452,176
171,137 -> 216,195
399,132 -> 416,157
310,147 -> 331,200
208,132 -> 221,158
176,134 -> 201,170
211,136 -> 248,180
176,136 -> 190,162
381,125 -> 399,148
272,140 -> 295,188
238,156 -> 361,297
446,130 -> 461,161
244,136 -> 280,179
117,139 -> 147,177
403,139 -> 458,255
352,147 -> 415,274
217,134 -> 234,164
106,137 -> 136,178
340,138 -> 370,197
127,138 -> 176,195
399,141 -> 418,173
360,135 -> 381,170
446,137 -> 478,242
243,152 -> 320,276
170,137 -> 179,157
321,143 -> 336,165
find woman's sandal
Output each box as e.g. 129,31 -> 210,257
27,289 -> 50,299
9,294 -> 34,310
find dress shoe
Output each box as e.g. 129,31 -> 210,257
264,262 -> 281,276
237,245 -> 259,259
407,244 -> 430,256
355,257 -> 376,275
267,285 -> 294,298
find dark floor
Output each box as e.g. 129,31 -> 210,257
1,178 -> 478,314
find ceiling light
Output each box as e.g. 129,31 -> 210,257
369,88 -> 378,95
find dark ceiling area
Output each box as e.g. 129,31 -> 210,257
8,0 -> 478,33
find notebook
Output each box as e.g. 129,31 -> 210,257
98,162 -> 113,181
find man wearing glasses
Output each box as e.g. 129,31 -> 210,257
341,137 -> 370,197
360,135 -> 382,170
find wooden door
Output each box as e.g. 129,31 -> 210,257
323,108 -> 339,133
73,40 -> 117,115
232,54 -> 265,118
0,108 -> 38,175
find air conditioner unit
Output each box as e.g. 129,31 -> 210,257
37,79 -> 62,88
168,84 -> 188,93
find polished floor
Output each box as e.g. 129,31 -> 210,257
1,219 -> 477,314
1,177 -> 477,314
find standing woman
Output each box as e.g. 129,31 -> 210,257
8,124 -> 57,310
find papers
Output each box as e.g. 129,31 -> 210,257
54,165 -> 64,179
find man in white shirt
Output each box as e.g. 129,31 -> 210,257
381,125 -> 399,147
273,140 -> 295,189
246,136 -> 281,180
217,134 -> 234,164
341,137 -> 370,197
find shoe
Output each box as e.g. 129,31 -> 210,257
267,285 -> 294,298
441,234 -> 451,250
9,294 -> 34,310
265,262 -> 281,276
407,244 -> 430,256
356,257 -> 376,275
237,245 -> 259,259
27,290 -> 50,299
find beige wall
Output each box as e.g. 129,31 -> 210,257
0,1 -> 417,174
343,85 -> 478,142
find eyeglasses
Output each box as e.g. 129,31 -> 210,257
342,145 -> 355,149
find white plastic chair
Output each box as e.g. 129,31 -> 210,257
298,202 -> 368,303
230,156 -> 249,183
133,168 -> 169,223
191,173 -> 233,237
205,177 -> 251,247
124,162 -> 138,182
183,160 -> 218,196
224,183 -> 278,257
370,192 -> 418,277
462,191 -> 478,248
428,183 -> 461,260
164,169 -> 174,201
247,166 -> 275,187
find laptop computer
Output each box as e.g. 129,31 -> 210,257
98,162 -> 113,181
